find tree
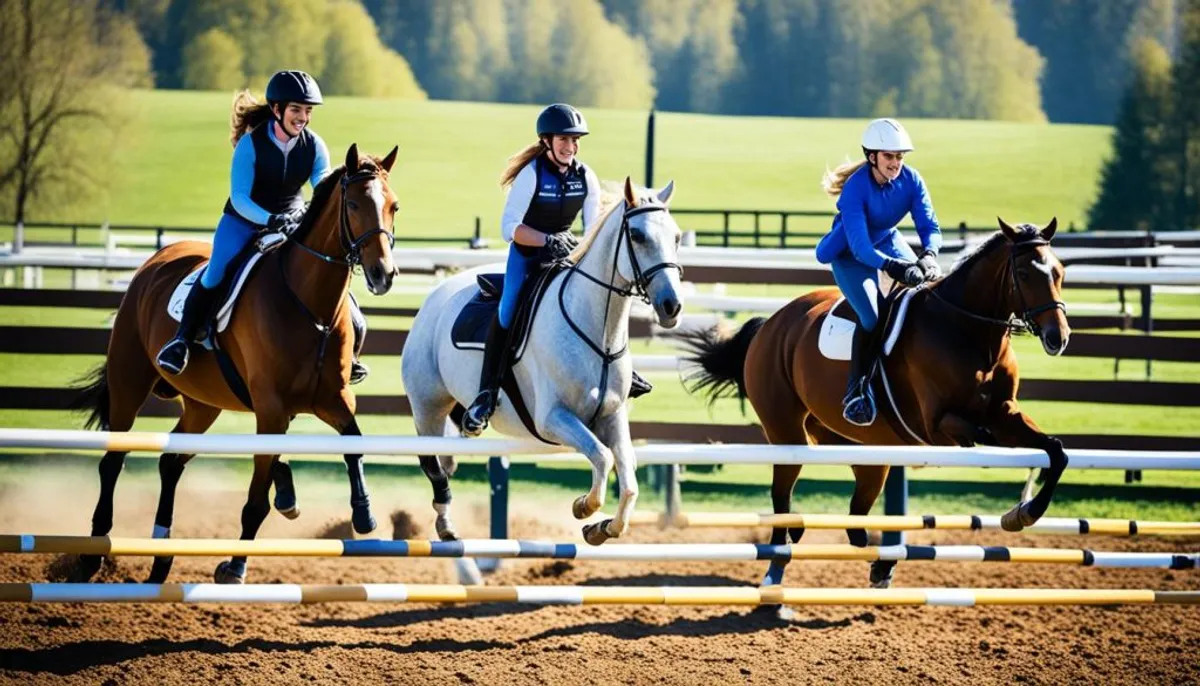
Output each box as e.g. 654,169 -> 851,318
1088,38 -> 1173,231
180,28 -> 244,91
1169,0 -> 1200,231
0,0 -> 151,225
322,0 -> 425,98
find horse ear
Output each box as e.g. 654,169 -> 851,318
624,176 -> 638,207
381,145 -> 399,173
1040,217 -> 1058,241
997,216 -> 1020,242
656,180 -> 676,205
345,143 -> 359,171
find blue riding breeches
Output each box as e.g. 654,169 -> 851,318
499,244 -> 538,329
201,213 -> 258,289
829,230 -> 917,332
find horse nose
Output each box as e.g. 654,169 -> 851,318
662,296 -> 681,319
1044,328 -> 1065,354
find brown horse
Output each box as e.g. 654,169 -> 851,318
71,144 -> 404,584
683,218 -> 1070,591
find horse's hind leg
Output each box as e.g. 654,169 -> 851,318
75,329 -> 158,582
215,409 -> 289,584
146,399 -> 221,583
411,399 -> 459,541
755,397 -> 812,588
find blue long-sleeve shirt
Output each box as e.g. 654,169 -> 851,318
229,124 -> 331,225
814,164 -> 941,269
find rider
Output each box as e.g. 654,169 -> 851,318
815,118 -> 943,427
155,70 -> 370,384
460,103 -> 653,437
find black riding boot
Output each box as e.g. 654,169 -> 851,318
841,324 -> 877,427
629,369 -> 653,398
348,291 -> 369,385
461,317 -> 511,437
156,282 -> 220,375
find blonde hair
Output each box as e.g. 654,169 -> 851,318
500,140 -> 547,189
822,159 -> 868,198
229,89 -> 273,148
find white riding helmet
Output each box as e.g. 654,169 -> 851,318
861,118 -> 914,152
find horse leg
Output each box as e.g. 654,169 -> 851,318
76,331 -> 158,582
986,403 -> 1069,531
411,401 -> 459,541
848,464 -> 892,588
541,406 -> 614,540
584,407 -> 638,544
315,400 -> 377,535
754,401 -> 814,589
215,410 -> 289,584
271,459 -> 300,520
146,399 -> 221,583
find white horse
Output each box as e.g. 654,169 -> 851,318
402,178 -> 684,544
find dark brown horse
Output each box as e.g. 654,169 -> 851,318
683,218 -> 1070,591
71,144 -> 404,584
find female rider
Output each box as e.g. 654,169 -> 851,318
815,118 -> 943,427
461,103 -> 652,437
156,70 -> 370,384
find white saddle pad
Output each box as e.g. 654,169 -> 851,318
817,287 -> 921,361
167,252 -> 264,333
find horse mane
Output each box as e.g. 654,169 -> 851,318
289,155 -> 385,245
567,181 -> 628,262
940,224 -> 1043,295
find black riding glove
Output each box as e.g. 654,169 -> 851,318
540,232 -> 578,263
266,212 -> 302,236
916,249 -> 942,281
882,258 -> 925,287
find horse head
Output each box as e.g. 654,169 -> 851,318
336,143 -> 400,295
998,216 -> 1070,355
615,177 -> 684,328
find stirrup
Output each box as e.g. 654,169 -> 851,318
349,360 -> 369,385
460,391 -> 496,436
156,338 -> 190,375
842,381 -> 876,427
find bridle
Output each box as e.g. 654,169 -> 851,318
929,236 -> 1067,337
558,200 -> 683,426
291,168 -> 395,269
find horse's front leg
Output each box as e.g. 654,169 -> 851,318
982,400 -> 1068,531
315,395 -> 377,535
587,406 -> 638,543
215,408 -> 290,584
540,405 -> 614,541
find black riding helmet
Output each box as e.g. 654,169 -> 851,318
266,70 -> 324,106
536,104 -> 589,137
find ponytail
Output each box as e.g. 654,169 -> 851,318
500,140 -> 547,189
229,89 -> 273,148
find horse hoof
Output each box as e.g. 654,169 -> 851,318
869,560 -> 896,589
1000,502 -> 1037,532
70,555 -> 103,583
572,495 -> 594,520
753,604 -> 795,622
582,519 -> 613,546
352,508 -> 377,536
277,505 -> 301,520
436,516 -> 459,542
214,561 -> 246,585
275,494 -> 300,519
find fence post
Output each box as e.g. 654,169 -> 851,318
469,216 -> 487,249
753,212 -> 761,247
958,221 -> 967,243
156,227 -> 165,251
779,214 -> 788,248
644,109 -> 656,189
488,456 -> 509,541
13,221 -> 23,254
882,467 -> 908,546
663,464 -> 681,524
722,212 -> 730,248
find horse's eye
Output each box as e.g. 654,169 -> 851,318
1016,268 -> 1029,282
347,200 -> 359,211
391,202 -> 400,214
630,228 -> 647,244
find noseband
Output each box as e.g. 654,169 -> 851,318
292,168 -> 395,269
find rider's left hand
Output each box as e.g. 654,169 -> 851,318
917,249 -> 942,281
256,232 -> 288,254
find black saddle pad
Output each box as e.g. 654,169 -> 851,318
450,264 -> 561,362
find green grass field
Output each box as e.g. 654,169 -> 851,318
26,89 -> 1112,237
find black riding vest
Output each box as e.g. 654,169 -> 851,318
223,123 -> 317,226
516,156 -> 589,256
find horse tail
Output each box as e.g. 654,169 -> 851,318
679,317 -> 767,409
69,364 -> 111,431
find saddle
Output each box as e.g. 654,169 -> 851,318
450,263 -> 562,363
168,241 -> 264,347
818,285 -> 920,362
